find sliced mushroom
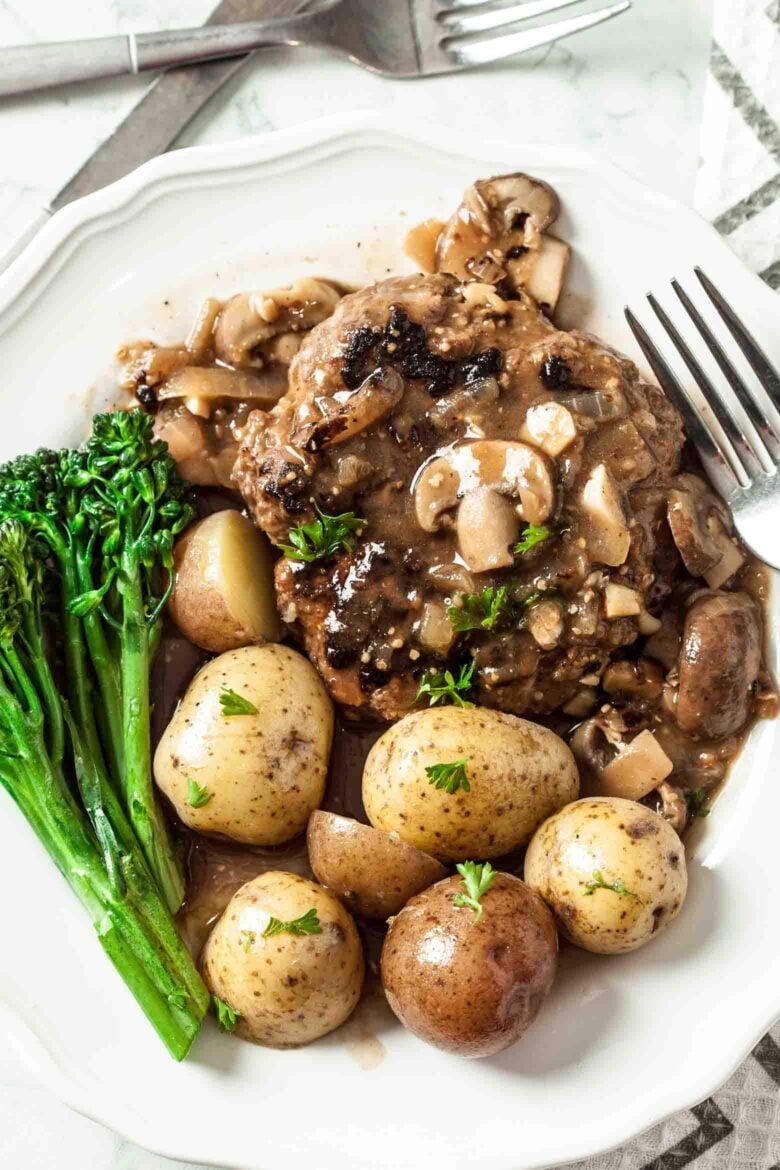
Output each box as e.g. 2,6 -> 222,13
603,582 -> 641,619
667,473 -> 733,577
428,562 -> 476,596
521,401 -> 577,457
435,172 -> 570,311
602,658 -> 664,700
676,590 -> 762,740
414,439 -> 555,573
580,463 -> 631,566
515,236 -> 571,311
291,367 -> 404,453
656,780 -> 687,834
526,599 -> 564,650
213,278 -> 342,368
599,730 -> 674,801
456,489 -> 519,573
418,599 -> 455,653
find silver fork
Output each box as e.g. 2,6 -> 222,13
0,0 -> 631,97
625,269 -> 780,571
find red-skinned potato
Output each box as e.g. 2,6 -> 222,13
381,870 -> 557,1057
307,811 -> 447,919
168,510 -> 280,652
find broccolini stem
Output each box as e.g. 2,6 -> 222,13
74,540 -> 125,786
119,554 -> 184,913
0,659 -> 204,1059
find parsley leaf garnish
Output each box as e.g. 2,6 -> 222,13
425,758 -> 470,795
453,861 -> 496,922
238,930 -> 256,953
280,506 -> 365,563
187,778 -> 212,808
447,586 -> 512,633
514,523 -> 552,556
262,908 -> 322,938
583,870 -> 638,899
219,688 -> 258,717
416,661 -> 475,708
685,788 -> 711,818
213,995 -> 241,1031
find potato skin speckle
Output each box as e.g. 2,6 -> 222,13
380,872 -> 557,1057
153,644 -> 332,845
362,706 -> 578,861
524,797 -> 688,954
202,871 -> 364,1047
307,811 -> 447,919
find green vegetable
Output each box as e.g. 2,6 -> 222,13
280,506 -> 365,563
453,861 -> 496,922
416,662 -> 475,708
262,908 -> 322,938
583,870 -> 637,898
685,788 -> 711,818
238,930 -> 256,953
219,688 -> 258,717
187,779 -> 212,809
213,996 -> 241,1032
0,414 -> 195,912
447,586 -> 512,633
425,759 -> 471,795
0,516 -> 208,1060
514,523 -> 552,556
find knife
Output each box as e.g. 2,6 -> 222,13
0,0 -> 312,275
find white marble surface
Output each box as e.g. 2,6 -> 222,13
0,0 -> 714,1167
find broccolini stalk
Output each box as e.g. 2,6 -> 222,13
0,520 -> 208,1058
68,412 -> 195,912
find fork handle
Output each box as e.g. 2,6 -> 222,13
0,15 -> 323,98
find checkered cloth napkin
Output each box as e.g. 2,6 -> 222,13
566,5 -> 780,1167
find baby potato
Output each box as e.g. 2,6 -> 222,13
524,796 -> 688,954
381,870 -> 557,1057
362,706 -> 578,862
169,510 -> 281,653
307,811 -> 447,919
154,644 -> 333,845
203,871 -> 364,1047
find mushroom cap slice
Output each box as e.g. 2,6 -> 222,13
435,172 -> 569,311
580,463 -> 631,567
214,278 -> 342,368
667,473 -> 731,577
676,590 -> 762,740
414,439 -> 556,572
456,488 -> 519,573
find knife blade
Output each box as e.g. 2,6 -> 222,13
0,0 -> 312,275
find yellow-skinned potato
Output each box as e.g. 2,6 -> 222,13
154,644 -> 333,845
203,871 -> 364,1047
169,510 -> 281,652
362,706 -> 579,862
307,811 -> 447,919
524,796 -> 688,954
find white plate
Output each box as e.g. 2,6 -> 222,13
0,113 -> 778,1170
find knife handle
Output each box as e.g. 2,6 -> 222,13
0,15 -> 322,99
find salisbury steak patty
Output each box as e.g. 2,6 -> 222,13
234,273 -> 684,720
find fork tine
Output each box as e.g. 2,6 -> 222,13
444,0 -> 631,65
440,0 -> 584,36
646,293 -> 760,484
624,307 -> 741,501
672,279 -> 780,466
695,268 -> 780,408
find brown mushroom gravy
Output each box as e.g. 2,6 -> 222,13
128,172 -> 775,950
